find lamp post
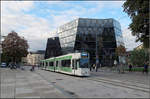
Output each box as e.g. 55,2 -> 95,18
95,29 -> 98,70
96,27 -> 103,70
0,35 -> 6,65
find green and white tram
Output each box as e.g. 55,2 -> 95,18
40,52 -> 90,76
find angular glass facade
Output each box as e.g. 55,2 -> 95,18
57,19 -> 78,54
56,18 -> 124,66
45,37 -> 62,59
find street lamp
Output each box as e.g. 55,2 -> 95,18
95,28 -> 98,69
95,27 -> 103,70
0,35 -> 6,65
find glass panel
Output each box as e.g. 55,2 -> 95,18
56,61 -> 58,67
76,59 -> 79,69
49,62 -> 54,66
62,60 -> 71,67
79,58 -> 89,68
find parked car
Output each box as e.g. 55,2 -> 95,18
1,62 -> 7,68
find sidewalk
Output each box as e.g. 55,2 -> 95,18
90,68 -> 150,86
0,68 -> 68,98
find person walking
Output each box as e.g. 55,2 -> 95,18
96,63 -> 99,72
143,62 -> 149,74
117,63 -> 121,73
93,64 -> 96,70
129,64 -> 132,72
114,60 -> 117,72
37,64 -> 40,69
90,63 -> 93,71
114,60 -> 117,67
30,65 -> 35,71
96,61 -> 101,72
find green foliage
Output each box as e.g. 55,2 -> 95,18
125,67 -> 150,72
2,31 -> 29,63
123,0 -> 149,48
129,48 -> 149,66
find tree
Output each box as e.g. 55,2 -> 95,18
123,0 -> 149,48
2,31 -> 29,63
115,45 -> 126,57
115,45 -> 126,73
129,48 -> 149,66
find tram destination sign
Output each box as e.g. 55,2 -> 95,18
81,52 -> 88,58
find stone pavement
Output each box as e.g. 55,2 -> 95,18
35,69 -> 149,98
0,68 -> 68,98
90,68 -> 150,85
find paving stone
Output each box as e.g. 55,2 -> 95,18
0,68 -> 68,98
15,92 -> 39,98
41,92 -> 67,98
16,88 -> 34,94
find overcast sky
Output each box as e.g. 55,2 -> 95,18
1,1 -> 141,51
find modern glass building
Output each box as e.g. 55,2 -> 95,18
47,18 -> 124,66
45,37 -> 62,59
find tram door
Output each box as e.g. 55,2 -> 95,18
44,62 -> 46,69
72,59 -> 78,75
72,59 -> 75,75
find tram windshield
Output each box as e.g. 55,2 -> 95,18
79,58 -> 89,68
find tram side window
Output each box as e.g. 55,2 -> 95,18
72,60 -> 74,69
62,60 -> 71,67
49,62 -> 54,66
46,62 -> 48,66
76,60 -> 80,69
56,61 -> 58,67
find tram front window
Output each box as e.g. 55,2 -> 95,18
79,58 -> 89,68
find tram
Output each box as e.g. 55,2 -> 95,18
40,52 -> 90,76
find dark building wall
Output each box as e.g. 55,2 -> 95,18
44,37 -> 62,59
56,18 -> 124,66
74,18 -> 119,66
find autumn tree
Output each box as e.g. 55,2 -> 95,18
123,0 -> 149,48
115,45 -> 126,73
2,31 -> 29,63
115,45 -> 126,57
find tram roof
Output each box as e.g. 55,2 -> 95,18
41,52 -> 88,62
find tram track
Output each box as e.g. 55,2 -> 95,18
35,71 -> 79,98
86,77 -> 150,93
36,69 -> 149,94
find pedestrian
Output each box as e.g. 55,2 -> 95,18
8,63 -> 12,68
117,63 -> 121,73
90,64 -> 92,71
96,64 -> 98,72
114,60 -> 117,67
93,64 -> 96,70
96,62 -> 101,72
129,64 -> 132,72
114,60 -> 117,71
143,62 -> 149,74
38,64 -> 40,69
30,65 -> 35,71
